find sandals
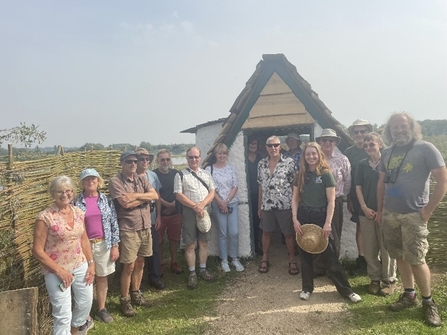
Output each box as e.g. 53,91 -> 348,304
288,261 -> 300,275
258,260 -> 269,274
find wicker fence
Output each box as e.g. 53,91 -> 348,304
0,148 -> 122,334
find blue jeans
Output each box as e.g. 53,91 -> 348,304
211,201 -> 239,260
44,262 -> 93,334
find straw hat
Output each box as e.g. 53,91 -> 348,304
315,128 -> 341,145
347,119 -> 373,134
296,224 -> 328,254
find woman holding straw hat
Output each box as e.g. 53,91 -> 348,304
292,142 -> 361,303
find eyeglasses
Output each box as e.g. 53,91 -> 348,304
188,156 -> 200,160
266,143 -> 281,148
354,130 -> 368,135
56,189 -> 73,196
320,138 -> 336,143
159,158 -> 171,162
363,142 -> 377,149
124,159 -> 138,164
138,157 -> 152,162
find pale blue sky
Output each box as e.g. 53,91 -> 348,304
1,0 -> 446,147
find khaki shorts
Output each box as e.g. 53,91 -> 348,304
260,209 -> 294,236
90,240 -> 116,277
381,209 -> 429,265
119,229 -> 153,264
182,206 -> 210,245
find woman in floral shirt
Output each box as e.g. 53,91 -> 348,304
33,175 -> 95,335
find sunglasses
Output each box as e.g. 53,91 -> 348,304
363,142 -> 377,149
56,189 -> 73,196
320,138 -> 336,143
266,143 -> 281,148
124,159 -> 138,164
354,130 -> 368,135
138,157 -> 152,162
159,158 -> 171,162
188,156 -> 200,160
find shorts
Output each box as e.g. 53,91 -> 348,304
182,206 -> 211,245
119,229 -> 153,264
381,209 -> 429,265
260,209 -> 294,235
158,214 -> 182,242
90,240 -> 115,277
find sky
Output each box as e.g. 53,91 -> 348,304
1,0 -> 446,148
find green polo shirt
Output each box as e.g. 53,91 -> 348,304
293,170 -> 335,208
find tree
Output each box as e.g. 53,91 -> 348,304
0,123 -> 46,148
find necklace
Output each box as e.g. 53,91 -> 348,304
59,208 -> 71,215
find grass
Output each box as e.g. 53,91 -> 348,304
88,254 -> 233,335
341,261 -> 447,334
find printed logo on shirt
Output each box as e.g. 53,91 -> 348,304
315,176 -> 323,184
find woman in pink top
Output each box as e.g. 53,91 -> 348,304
33,176 -> 95,335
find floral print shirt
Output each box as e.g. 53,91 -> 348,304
36,204 -> 86,274
73,192 -> 120,250
257,154 -> 295,211
325,150 -> 351,198
205,164 -> 238,204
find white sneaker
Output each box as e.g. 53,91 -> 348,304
221,261 -> 231,273
348,293 -> 362,303
231,259 -> 245,272
299,291 -> 311,301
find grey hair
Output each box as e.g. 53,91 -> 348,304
266,135 -> 280,144
383,111 -> 422,144
157,148 -> 171,158
186,146 -> 201,157
49,175 -> 76,198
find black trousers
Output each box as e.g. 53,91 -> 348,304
250,192 -> 262,250
298,207 -> 353,297
145,224 -> 162,283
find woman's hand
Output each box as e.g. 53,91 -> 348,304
85,262 -> 95,285
293,217 -> 303,236
56,268 -> 74,289
322,222 -> 332,238
110,245 -> 119,262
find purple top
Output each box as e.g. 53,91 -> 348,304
84,195 -> 104,239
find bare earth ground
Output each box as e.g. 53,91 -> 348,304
203,233 -> 352,335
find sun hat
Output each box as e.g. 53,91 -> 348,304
296,224 -> 328,254
120,150 -> 137,161
347,119 -> 373,134
315,128 -> 341,145
79,168 -> 100,181
196,210 -> 211,233
286,132 -> 301,142
135,147 -> 155,160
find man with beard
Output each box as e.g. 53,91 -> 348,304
377,112 -> 447,327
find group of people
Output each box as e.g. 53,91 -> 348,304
32,111 -> 447,334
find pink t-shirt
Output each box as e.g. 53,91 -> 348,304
84,195 -> 104,239
36,204 -> 86,273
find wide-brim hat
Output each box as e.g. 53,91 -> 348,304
135,147 -> 155,160
296,224 -> 328,254
347,119 -> 373,134
196,210 -> 211,233
286,132 -> 301,142
120,150 -> 137,161
79,168 -> 100,181
315,128 -> 341,145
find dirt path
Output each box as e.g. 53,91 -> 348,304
204,233 -> 352,335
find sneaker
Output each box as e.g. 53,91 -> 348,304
78,318 -> 94,334
171,262 -> 183,274
221,260 -> 231,273
120,296 -> 136,317
231,259 -> 245,272
187,272 -> 198,289
423,299 -> 442,327
348,293 -> 362,303
380,281 -> 397,296
130,290 -> 152,307
368,281 -> 381,295
199,270 -> 215,282
95,308 -> 113,323
299,291 -> 311,301
389,292 -> 419,311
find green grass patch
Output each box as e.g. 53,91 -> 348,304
89,254 -> 233,335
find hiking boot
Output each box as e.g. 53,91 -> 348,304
368,281 -> 381,295
78,317 -> 94,335
149,280 -> 166,290
423,299 -> 442,327
187,272 -> 198,289
130,290 -> 152,307
199,270 -> 215,282
380,281 -> 397,296
95,308 -> 113,323
389,293 -> 419,311
120,297 -> 136,317
171,262 -> 183,274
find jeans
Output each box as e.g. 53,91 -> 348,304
211,201 -> 239,260
146,224 -> 162,283
44,262 -> 93,334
